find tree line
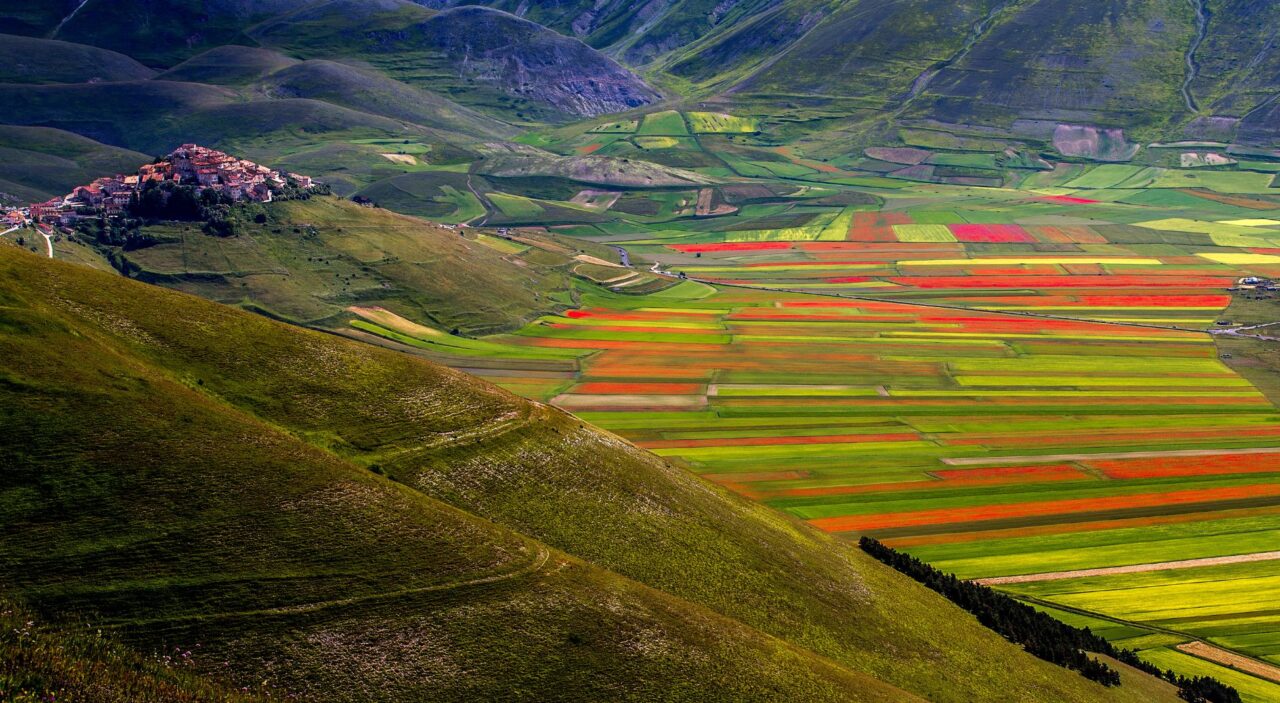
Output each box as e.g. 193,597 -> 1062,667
859,537 -> 1241,703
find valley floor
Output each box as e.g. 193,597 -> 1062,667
365,170 -> 1280,702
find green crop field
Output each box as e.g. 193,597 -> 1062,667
637,110 -> 690,135
349,138 -> 1280,699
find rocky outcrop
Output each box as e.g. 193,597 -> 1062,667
399,7 -> 660,117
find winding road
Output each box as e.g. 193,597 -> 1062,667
1181,0 -> 1209,113
51,0 -> 92,38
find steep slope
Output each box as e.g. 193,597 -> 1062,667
0,602 -> 273,702
662,0 -> 1196,137
250,3 -> 660,119
913,0 -> 1193,133
722,0 -> 998,104
0,33 -> 155,83
0,245 -> 915,703
1186,0 -> 1280,117
0,126 -> 150,206
418,0 -> 780,66
6,251 -> 1188,701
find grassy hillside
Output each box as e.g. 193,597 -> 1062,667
51,0 -> 318,66
417,0 -> 781,66
915,0 -> 1192,134
157,45 -> 302,85
0,80 -> 440,155
0,33 -> 154,83
102,197 -> 592,334
0,126 -> 149,205
1,245 -> 1189,702
0,245 -> 922,702
255,60 -> 518,139
0,0 -> 78,37
0,602 -> 274,702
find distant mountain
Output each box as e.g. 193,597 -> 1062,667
7,0 -> 661,121
251,3 -> 660,119
417,0 -> 781,66
13,0 -> 1280,143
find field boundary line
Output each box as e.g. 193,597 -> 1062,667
942,446 -> 1280,466
974,550 -> 1280,585
1011,593 -> 1280,687
680,277 -> 1217,334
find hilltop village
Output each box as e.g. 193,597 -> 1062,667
4,145 -> 314,230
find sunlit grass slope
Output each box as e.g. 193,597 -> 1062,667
0,246 -> 916,702
0,247 -> 1180,702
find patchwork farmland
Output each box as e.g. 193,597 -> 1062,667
468,281 -> 1280,700
327,120 -> 1280,699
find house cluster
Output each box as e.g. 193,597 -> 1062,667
16,144 -> 313,228
1230,276 -> 1278,292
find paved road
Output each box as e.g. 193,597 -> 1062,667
1211,320 -> 1280,342
611,245 -> 631,267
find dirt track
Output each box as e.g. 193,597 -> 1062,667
1177,641 -> 1280,684
974,550 -> 1280,586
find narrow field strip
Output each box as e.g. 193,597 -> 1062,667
943,446 -> 1280,466
974,551 -> 1280,586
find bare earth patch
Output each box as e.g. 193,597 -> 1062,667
1176,641 -> 1280,684
574,253 -> 623,267
974,550 -> 1280,586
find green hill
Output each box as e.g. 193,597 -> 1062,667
157,45 -> 302,85
49,0 -> 318,66
0,80 -> 433,155
0,126 -> 149,205
255,59 -> 518,139
0,33 -> 154,83
162,48 -> 517,140
0,242 -> 1183,702
102,196 -> 588,334
1,245 -> 922,702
